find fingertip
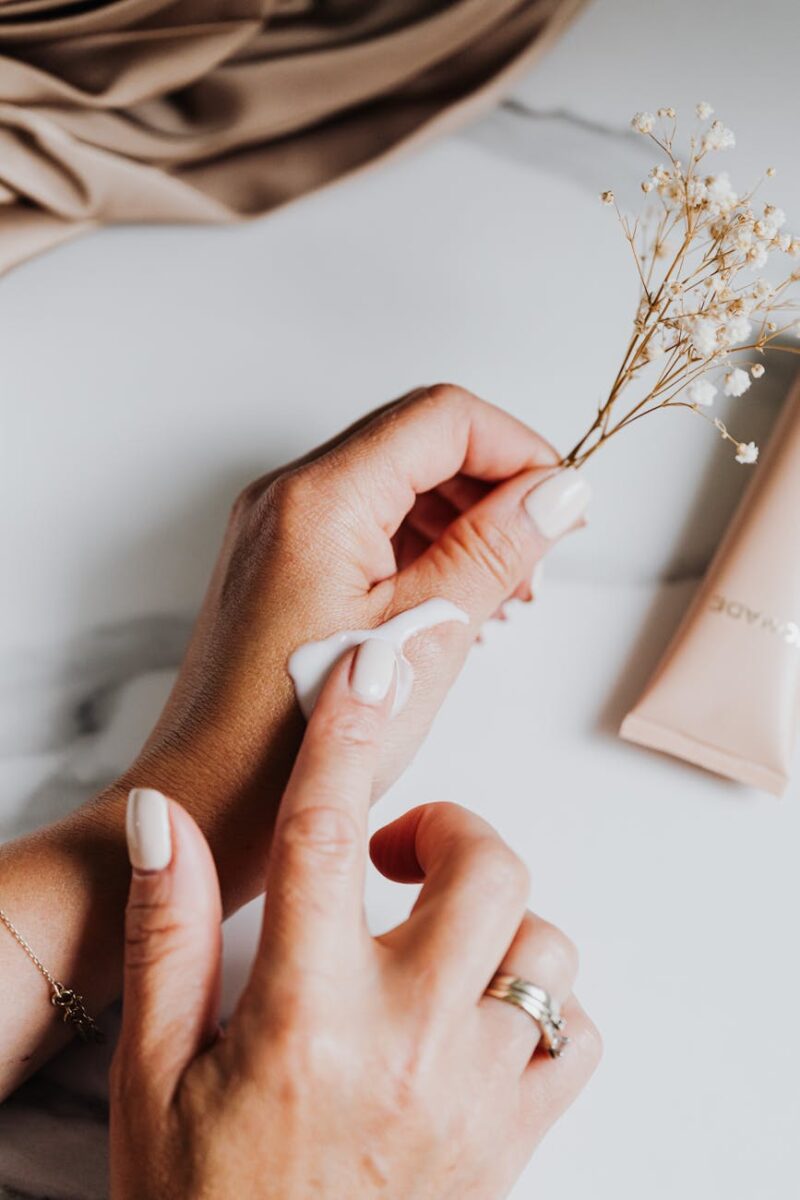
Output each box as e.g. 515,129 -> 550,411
350,638 -> 397,707
308,639 -> 398,727
125,790 -> 221,922
126,788 -> 171,873
523,468 -> 591,542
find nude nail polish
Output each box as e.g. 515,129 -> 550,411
351,638 -> 396,704
524,469 -> 591,540
126,788 -> 172,872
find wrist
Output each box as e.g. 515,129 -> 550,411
88,700 -> 305,915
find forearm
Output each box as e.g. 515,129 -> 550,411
0,696 -> 304,1100
0,806 -> 128,1098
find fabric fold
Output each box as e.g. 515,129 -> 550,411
0,0 -> 586,274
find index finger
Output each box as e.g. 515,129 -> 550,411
313,383 -> 559,536
246,639 -> 397,993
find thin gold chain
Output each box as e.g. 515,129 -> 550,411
0,906 -> 104,1043
0,907 -> 58,988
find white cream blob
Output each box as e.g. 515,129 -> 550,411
288,597 -> 469,719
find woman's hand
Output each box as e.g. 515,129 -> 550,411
109,383 -> 590,911
111,643 -> 601,1200
0,383 -> 590,1100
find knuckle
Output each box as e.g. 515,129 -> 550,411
415,801 -> 469,852
263,468 -> 317,532
419,799 -> 462,829
424,381 -> 464,409
469,837 -> 530,903
278,805 -> 360,863
445,511 -> 523,592
252,1003 -> 346,1088
230,476 -> 266,520
398,382 -> 468,431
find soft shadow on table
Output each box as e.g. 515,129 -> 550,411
598,354 -> 797,737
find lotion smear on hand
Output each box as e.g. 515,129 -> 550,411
288,598 -> 469,718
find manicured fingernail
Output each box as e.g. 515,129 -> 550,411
524,469 -> 591,540
531,561 -> 544,596
126,788 -> 172,872
351,638 -> 396,704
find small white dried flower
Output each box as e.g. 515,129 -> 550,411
705,173 -> 737,214
733,226 -> 753,251
686,378 -> 717,407
735,441 -> 759,465
723,368 -> 751,397
763,204 -> 786,230
746,245 -> 769,269
703,120 -> 735,152
725,315 -> 752,346
686,317 -> 719,359
631,112 -> 656,134
686,178 -> 708,207
565,103 -> 796,476
729,296 -> 753,316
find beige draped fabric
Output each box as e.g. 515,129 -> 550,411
0,0 -> 585,275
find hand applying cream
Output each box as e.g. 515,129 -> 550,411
114,385 -> 588,925
288,465 -> 589,719
0,384 -> 593,1109
289,599 -> 469,718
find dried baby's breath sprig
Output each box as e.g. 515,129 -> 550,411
564,105 -> 800,469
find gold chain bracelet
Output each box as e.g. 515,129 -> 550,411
0,907 -> 104,1043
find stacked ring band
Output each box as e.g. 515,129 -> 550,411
484,973 -> 569,1058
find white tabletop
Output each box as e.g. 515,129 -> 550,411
2,1 -> 799,1196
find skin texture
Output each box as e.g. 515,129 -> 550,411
0,383 -> 578,1098
110,650 -> 602,1200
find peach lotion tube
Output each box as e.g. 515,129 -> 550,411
621,373 -> 800,795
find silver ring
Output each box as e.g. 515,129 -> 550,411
484,972 -> 569,1058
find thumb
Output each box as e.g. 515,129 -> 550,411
394,466 -> 591,627
115,788 -> 222,1097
